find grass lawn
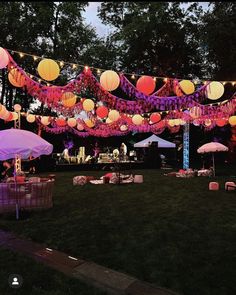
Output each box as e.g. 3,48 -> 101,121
0,168 -> 236,295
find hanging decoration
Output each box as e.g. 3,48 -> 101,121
179,80 -> 195,95
150,112 -> 161,124
0,47 -> 9,69
8,68 -> 26,87
61,92 -> 77,107
205,81 -> 224,100
83,98 -> 95,112
26,114 -> 36,123
136,76 -> 155,95
67,118 -> 77,128
132,114 -> 143,125
100,70 -> 120,91
108,110 -> 120,122
37,58 -> 60,81
96,105 -> 108,119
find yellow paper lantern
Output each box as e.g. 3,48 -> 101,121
205,81 -> 224,100
26,114 -> 36,123
179,80 -> 195,95
229,116 -> 236,126
41,116 -> 50,126
190,106 -> 202,119
100,70 -> 120,91
37,58 -> 60,81
8,69 -> 26,87
132,114 -> 143,125
12,112 -> 18,120
13,104 -> 22,112
84,119 -> 95,128
83,99 -> 95,112
108,110 -> 120,122
168,119 -> 175,127
67,118 -> 77,127
61,92 -> 77,107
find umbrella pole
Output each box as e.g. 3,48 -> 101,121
14,156 -> 20,220
212,153 -> 215,177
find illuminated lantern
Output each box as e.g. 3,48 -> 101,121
8,69 -> 26,87
77,123 -> 84,131
37,58 -> 60,81
205,81 -> 224,100
150,112 -> 161,124
96,106 -> 108,118
193,119 -> 200,126
158,120 -> 166,129
0,105 -> 7,118
204,119 -> 212,127
61,92 -> 77,107
0,47 -> 9,69
108,110 -> 120,122
13,104 -> 22,112
12,112 -> 18,120
168,119 -> 175,127
132,114 -> 143,125
174,119 -> 181,126
26,114 -> 36,123
120,124 -> 128,131
83,99 -> 95,112
84,119 -> 95,128
1,110 -> 10,120
136,76 -> 155,95
56,117 -> 67,127
229,116 -> 236,126
216,118 -> 228,127
106,117 -> 112,124
67,118 -> 77,128
190,106 -> 202,119
5,112 -> 13,121
100,70 -> 120,91
41,116 -> 50,126
179,80 -> 195,95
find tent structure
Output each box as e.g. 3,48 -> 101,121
133,134 -> 176,148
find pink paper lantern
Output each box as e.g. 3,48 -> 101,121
150,113 -> 161,124
0,47 -> 9,69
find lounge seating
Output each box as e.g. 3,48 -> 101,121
209,182 -> 219,190
0,179 -> 54,213
225,181 -> 236,191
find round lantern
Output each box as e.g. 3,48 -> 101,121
5,112 -> 13,121
77,123 -> 84,131
84,119 -> 95,128
0,47 -> 9,69
12,112 -> 18,120
216,118 -> 228,127
150,113 -> 161,124
132,114 -> 143,125
8,69 -> 26,87
204,119 -> 212,127
26,114 -> 36,123
179,80 -> 195,95
193,119 -> 200,126
190,106 -> 202,119
1,110 -> 10,120
100,70 -> 120,91
136,76 -> 155,95
229,116 -> 236,126
106,117 -> 112,124
37,58 -> 60,81
83,99 -> 95,112
96,106 -> 108,119
0,105 -> 7,119
120,124 -> 128,131
67,118 -> 77,128
56,118 -> 67,127
108,110 -> 120,122
13,104 -> 22,112
168,119 -> 175,127
41,116 -> 50,126
61,92 -> 77,107
205,81 -> 224,100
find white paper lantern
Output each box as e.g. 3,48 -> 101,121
205,81 -> 224,100
26,114 -> 36,123
106,117 -> 112,124
100,70 -> 120,91
108,110 -> 120,122
132,114 -> 143,125
0,47 -> 9,69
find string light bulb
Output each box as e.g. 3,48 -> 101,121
131,74 -> 135,79
84,65 -> 89,71
33,56 -> 38,61
153,77 -> 157,82
59,61 -> 64,67
19,52 -> 24,58
97,69 -> 101,74
163,78 -> 168,83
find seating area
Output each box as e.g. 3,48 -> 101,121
0,178 -> 54,213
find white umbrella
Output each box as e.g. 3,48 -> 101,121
0,128 -> 53,219
197,142 -> 228,176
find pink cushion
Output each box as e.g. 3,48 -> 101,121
209,182 -> 219,191
225,181 -> 236,190
73,176 -> 87,186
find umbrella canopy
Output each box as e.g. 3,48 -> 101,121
0,129 -> 53,160
197,142 -> 228,153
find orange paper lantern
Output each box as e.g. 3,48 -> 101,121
61,92 -> 77,107
216,118 -> 227,127
8,69 -> 26,87
83,99 -> 95,112
136,76 -> 155,95
84,119 -> 95,128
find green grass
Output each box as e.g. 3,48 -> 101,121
1,168 -> 236,295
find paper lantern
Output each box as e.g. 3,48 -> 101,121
205,81 -> 224,100
83,99 -> 95,112
106,117 -> 112,124
77,123 -> 84,131
26,114 -> 36,123
37,58 -> 60,81
67,118 -> 77,128
150,113 -> 161,124
204,119 -> 212,127
8,69 -> 26,87
61,92 -> 77,107
168,119 -> 175,127
193,119 -> 200,126
0,47 -> 9,69
158,120 -> 166,129
12,112 -> 18,120
216,118 -> 227,127
96,106 -> 108,118
13,104 -> 22,112
179,80 -> 195,95
108,110 -> 120,122
190,106 -> 202,119
179,119 -> 186,125
132,114 -> 143,125
56,118 -> 67,127
100,70 -> 120,91
136,76 -> 155,95
41,116 -> 50,126
1,110 -> 10,120
5,112 -> 13,121
120,124 -> 128,131
229,116 -> 236,126
0,105 -> 7,118
84,119 -> 95,128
